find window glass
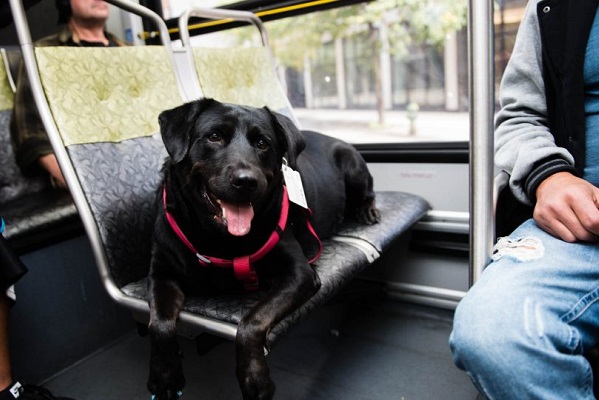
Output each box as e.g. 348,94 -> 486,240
173,0 -> 528,145
494,1 -> 527,91
265,2 -> 469,144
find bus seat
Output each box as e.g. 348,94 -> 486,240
13,0 -> 429,349
33,45 -> 183,290
0,48 -> 79,253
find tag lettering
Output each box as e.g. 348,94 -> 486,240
10,382 -> 22,398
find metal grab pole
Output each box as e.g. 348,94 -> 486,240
468,0 -> 495,286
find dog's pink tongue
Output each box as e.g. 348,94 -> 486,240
221,202 -> 254,236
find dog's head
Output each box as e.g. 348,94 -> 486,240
158,98 -> 305,237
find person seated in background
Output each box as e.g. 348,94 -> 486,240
10,0 -> 125,189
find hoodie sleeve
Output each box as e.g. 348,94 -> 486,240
494,0 -> 577,206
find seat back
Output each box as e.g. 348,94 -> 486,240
178,8 -> 299,124
192,47 -> 292,117
34,46 -> 183,287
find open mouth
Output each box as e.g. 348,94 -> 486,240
217,199 -> 254,236
202,189 -> 254,236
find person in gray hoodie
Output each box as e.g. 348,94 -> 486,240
450,0 -> 599,398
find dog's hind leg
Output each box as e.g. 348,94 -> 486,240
235,241 -> 321,400
334,144 -> 381,224
147,278 -> 186,400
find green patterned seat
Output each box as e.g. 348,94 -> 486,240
193,46 -> 296,122
36,46 -> 183,146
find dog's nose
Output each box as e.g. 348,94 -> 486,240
231,169 -> 258,191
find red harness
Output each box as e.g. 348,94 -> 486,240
163,186 -> 322,290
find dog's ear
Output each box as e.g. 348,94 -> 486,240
264,108 -> 305,168
159,98 -> 216,163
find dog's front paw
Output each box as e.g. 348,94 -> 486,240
148,366 -> 185,400
239,376 -> 275,400
237,360 -> 276,400
150,389 -> 183,400
147,347 -> 185,400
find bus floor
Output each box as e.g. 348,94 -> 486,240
41,286 -> 477,400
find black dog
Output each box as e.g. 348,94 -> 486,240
147,98 -> 380,400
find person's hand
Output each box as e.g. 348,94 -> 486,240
38,154 -> 67,189
534,171 -> 599,242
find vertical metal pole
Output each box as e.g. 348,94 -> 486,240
468,0 -> 495,286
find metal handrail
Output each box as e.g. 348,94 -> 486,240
178,7 -> 270,48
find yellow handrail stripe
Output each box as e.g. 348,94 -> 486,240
256,0 -> 339,17
141,0 -> 341,40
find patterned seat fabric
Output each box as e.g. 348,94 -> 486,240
35,46 -> 183,146
193,47 -> 296,122
67,135 -> 167,286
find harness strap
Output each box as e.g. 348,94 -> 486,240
233,256 -> 258,291
163,189 -> 197,255
304,208 -> 322,264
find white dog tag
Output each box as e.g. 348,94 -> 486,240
282,159 -> 308,209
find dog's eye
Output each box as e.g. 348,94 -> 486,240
207,133 -> 222,143
255,139 -> 269,150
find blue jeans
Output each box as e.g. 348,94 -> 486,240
449,219 -> 599,399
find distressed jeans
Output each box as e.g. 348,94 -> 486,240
449,219 -> 599,399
